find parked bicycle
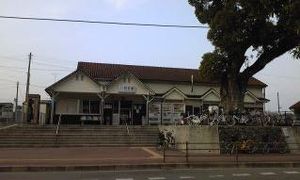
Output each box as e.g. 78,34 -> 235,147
157,129 -> 176,150
186,115 -> 207,126
165,130 -> 176,149
157,130 -> 166,150
177,109 -> 295,127
209,114 -> 234,126
262,135 -> 289,154
223,139 -> 258,154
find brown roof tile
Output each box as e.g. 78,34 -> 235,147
290,101 -> 300,110
77,61 -> 267,87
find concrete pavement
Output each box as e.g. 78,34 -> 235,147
1,147 -> 300,172
0,168 -> 300,180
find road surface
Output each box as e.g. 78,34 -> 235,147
1,168 -> 300,180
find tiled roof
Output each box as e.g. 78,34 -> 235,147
290,101 -> 300,110
77,62 -> 267,87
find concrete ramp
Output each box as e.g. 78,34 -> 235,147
159,125 -> 220,154
283,127 -> 300,154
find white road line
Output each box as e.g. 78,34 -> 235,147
116,178 -> 134,180
283,171 -> 300,174
148,177 -> 166,180
260,172 -> 276,176
232,173 -> 251,177
179,176 -> 195,179
209,175 -> 225,178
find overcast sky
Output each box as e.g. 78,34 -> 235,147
0,0 -> 299,111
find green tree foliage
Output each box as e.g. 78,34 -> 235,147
189,0 -> 300,112
199,50 -> 227,80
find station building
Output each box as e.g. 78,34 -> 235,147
45,62 -> 268,125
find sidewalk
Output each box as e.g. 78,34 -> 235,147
0,147 -> 300,172
0,147 -> 162,166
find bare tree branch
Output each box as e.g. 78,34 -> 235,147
241,38 -> 299,79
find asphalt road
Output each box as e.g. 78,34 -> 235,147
0,168 -> 300,180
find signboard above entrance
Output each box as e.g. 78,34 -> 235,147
118,85 -> 137,94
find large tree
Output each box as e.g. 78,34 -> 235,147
189,0 -> 300,113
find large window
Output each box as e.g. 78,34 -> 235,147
185,105 -> 201,116
186,105 -> 193,116
80,100 -> 100,114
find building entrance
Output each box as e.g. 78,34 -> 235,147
104,96 -> 146,126
119,101 -> 146,125
132,104 -> 146,125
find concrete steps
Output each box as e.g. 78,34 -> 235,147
0,125 -> 159,148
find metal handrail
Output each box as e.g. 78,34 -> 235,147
162,141 -> 300,164
55,114 -> 62,135
125,121 -> 130,136
0,123 -> 18,130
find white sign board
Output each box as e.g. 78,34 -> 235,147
118,85 -> 137,94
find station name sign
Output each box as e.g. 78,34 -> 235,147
118,85 -> 137,94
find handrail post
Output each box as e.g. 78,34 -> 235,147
55,114 -> 61,135
163,146 -> 166,163
125,121 -> 130,136
235,142 -> 239,165
186,141 -> 189,163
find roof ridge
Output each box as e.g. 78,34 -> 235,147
78,61 -> 199,71
76,61 -> 266,87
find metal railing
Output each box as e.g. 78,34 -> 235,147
176,111 -> 297,127
55,114 -> 62,135
125,121 -> 130,136
0,123 -> 18,130
161,141 -> 300,164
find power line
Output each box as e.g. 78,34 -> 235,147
0,63 -> 72,72
33,61 -> 74,69
0,55 -> 75,69
0,79 -> 46,89
0,15 -> 209,29
34,55 -> 79,64
0,78 -> 18,83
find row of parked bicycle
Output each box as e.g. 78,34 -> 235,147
222,139 -> 289,154
157,130 -> 289,154
177,111 -> 294,126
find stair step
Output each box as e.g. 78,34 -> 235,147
0,125 -> 159,148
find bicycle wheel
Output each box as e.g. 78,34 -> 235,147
262,144 -> 270,154
226,116 -> 236,126
278,143 -> 288,154
223,142 -> 234,154
247,141 -> 258,154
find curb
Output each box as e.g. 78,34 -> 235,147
1,162 -> 300,172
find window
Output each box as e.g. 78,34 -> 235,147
82,101 -> 90,113
186,105 -> 193,116
113,101 -> 119,113
81,100 -> 100,114
194,107 -> 200,116
90,101 -> 100,114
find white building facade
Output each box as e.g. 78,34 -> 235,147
46,62 -> 268,125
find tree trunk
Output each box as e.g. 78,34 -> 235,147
220,73 -> 247,114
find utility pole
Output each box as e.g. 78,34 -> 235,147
14,81 -> 19,122
277,92 -> 281,114
24,52 -> 32,123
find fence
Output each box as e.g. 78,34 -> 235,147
162,142 -> 300,164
